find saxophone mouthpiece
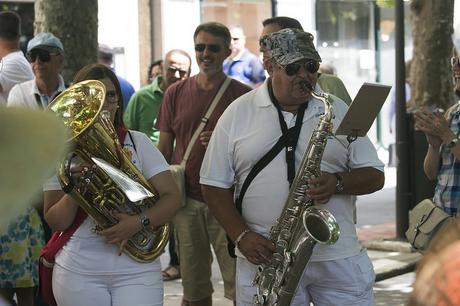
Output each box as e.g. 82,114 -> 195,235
300,80 -> 314,92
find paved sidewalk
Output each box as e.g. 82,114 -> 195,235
161,223 -> 422,306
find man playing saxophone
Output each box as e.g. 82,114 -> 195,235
200,29 -> 384,306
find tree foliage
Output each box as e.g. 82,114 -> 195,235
34,0 -> 98,83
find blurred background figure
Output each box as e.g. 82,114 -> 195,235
0,11 -> 33,105
0,107 -> 68,306
223,25 -> 265,88
408,220 -> 460,306
386,59 -> 411,167
148,59 -> 163,83
124,50 -> 190,144
318,63 -> 337,75
98,44 -> 135,111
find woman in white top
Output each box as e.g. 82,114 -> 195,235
44,64 -> 181,306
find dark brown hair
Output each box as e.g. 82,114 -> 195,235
0,11 -> 21,40
193,22 -> 231,49
262,16 -> 303,31
73,63 -> 124,128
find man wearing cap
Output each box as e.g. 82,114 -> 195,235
259,16 -> 352,105
200,28 -> 384,305
0,11 -> 33,105
7,32 -> 66,109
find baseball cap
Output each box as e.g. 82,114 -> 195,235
27,32 -> 64,53
261,28 -> 321,66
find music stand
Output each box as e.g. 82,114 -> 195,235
335,82 -> 391,144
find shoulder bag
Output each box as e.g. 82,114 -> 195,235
405,198 -> 454,253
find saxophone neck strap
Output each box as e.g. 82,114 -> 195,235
236,132 -> 288,214
267,78 -> 307,186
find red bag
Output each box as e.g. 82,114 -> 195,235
38,208 -> 86,306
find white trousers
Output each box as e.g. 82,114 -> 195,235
236,249 -> 375,306
52,263 -> 163,306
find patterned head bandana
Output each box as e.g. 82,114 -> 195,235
260,28 -> 321,66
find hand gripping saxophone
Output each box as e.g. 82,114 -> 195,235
47,80 -> 170,263
253,82 -> 340,306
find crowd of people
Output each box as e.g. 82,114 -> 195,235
1,7 -> 460,306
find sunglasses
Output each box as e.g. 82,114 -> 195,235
26,50 -> 59,63
451,57 -> 460,67
167,66 -> 188,77
194,44 -> 222,53
283,60 -> 320,76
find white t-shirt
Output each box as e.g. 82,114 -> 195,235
0,51 -> 33,105
200,80 -> 384,262
7,75 -> 66,109
44,130 -> 169,274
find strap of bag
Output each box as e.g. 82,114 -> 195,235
180,77 -> 231,167
40,208 -> 87,261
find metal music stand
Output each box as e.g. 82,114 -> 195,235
335,82 -> 392,144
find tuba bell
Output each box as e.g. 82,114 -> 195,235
47,80 -> 170,263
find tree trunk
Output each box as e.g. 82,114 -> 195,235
34,0 -> 98,83
409,0 -> 454,110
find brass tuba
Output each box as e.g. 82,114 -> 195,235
47,80 -> 170,263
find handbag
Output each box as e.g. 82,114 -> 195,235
405,198 -> 453,253
170,77 -> 231,207
38,208 -> 86,306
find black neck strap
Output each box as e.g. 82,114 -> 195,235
267,78 -> 307,186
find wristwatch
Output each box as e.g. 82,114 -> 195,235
139,214 -> 151,228
447,137 -> 459,150
334,173 -> 344,193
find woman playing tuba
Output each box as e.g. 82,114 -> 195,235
43,64 -> 180,306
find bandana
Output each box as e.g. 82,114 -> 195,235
261,28 -> 322,65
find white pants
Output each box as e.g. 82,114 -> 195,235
52,263 -> 163,306
236,249 -> 375,306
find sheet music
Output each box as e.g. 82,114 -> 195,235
335,82 -> 391,137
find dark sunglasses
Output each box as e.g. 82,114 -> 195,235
194,44 -> 221,53
167,66 -> 188,77
283,60 -> 320,76
26,50 -> 58,63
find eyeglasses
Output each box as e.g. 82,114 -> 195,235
167,66 -> 188,77
451,57 -> 460,67
194,44 -> 222,53
26,50 -> 59,63
105,90 -> 118,104
283,60 -> 320,76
